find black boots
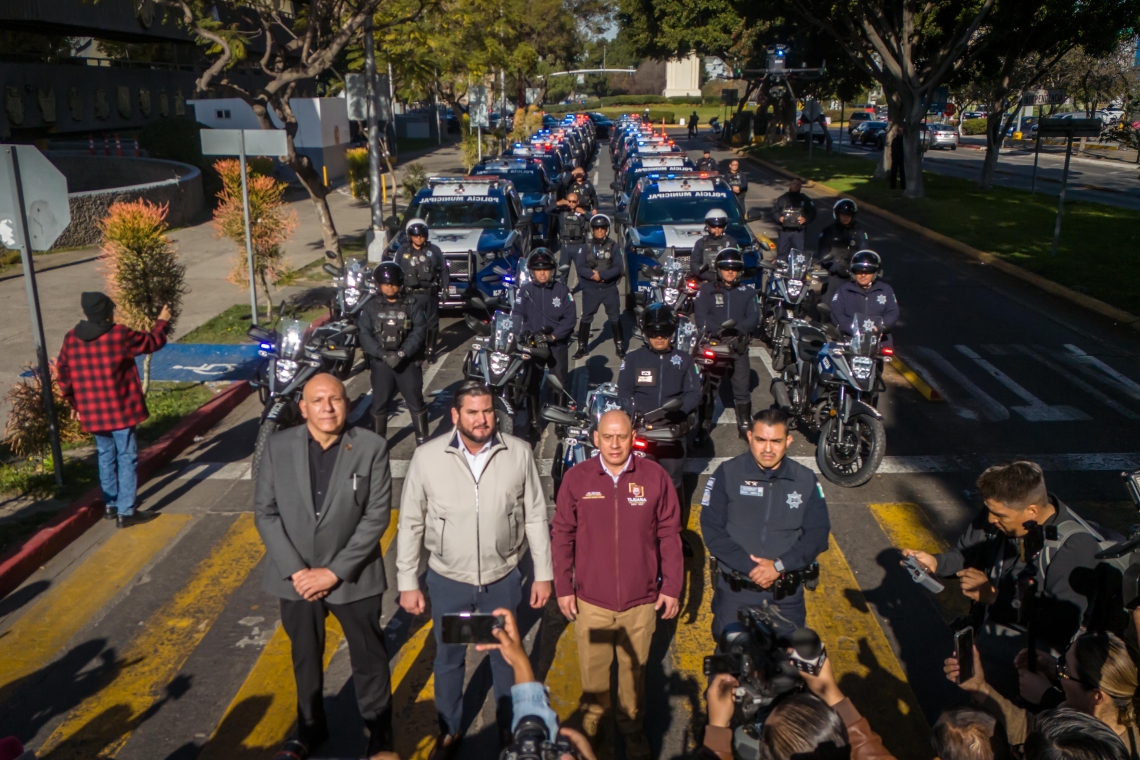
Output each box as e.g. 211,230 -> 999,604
372,413 -> 387,439
425,328 -> 439,364
612,320 -> 626,359
735,401 -> 753,441
572,321 -> 591,360
412,410 -> 430,445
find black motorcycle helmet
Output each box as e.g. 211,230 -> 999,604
375,261 -> 405,287
640,303 -> 678,340
849,250 -> 882,277
528,248 -> 557,271
714,246 -> 746,274
833,199 -> 857,221
590,213 -> 611,231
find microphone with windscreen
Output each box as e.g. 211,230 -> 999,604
787,627 -> 827,676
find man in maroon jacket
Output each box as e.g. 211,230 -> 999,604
56,292 -> 170,528
552,409 -> 683,760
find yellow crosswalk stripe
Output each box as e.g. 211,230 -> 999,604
868,502 -> 970,624
38,512 -> 265,759
198,511 -> 401,758
392,621 -> 437,760
0,514 -> 191,704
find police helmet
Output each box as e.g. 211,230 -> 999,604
704,208 -> 729,228
375,261 -> 405,287
714,246 -> 746,272
849,250 -> 882,276
405,218 -> 429,239
528,248 -> 557,271
833,199 -> 858,220
589,214 -> 611,230
641,303 -> 678,339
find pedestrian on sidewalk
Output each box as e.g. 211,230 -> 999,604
551,409 -> 683,760
56,292 -> 170,528
688,111 -> 700,138
396,381 -> 553,758
254,373 -> 394,760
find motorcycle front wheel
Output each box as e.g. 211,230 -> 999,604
816,413 -> 886,488
493,395 -> 515,437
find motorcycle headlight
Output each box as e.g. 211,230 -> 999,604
276,359 -> 299,383
489,351 -> 511,376
281,329 -> 304,360
664,288 -> 679,306
851,356 -> 874,380
344,288 -> 361,307
786,279 -> 804,298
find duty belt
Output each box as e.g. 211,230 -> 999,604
711,557 -> 820,600
408,286 -> 434,294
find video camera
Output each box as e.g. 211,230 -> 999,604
1089,470 -> 1140,617
702,603 -> 827,760
500,716 -> 577,760
779,207 -> 804,230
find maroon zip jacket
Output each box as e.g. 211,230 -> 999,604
552,454 -> 684,611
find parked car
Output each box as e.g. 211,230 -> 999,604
847,111 -> 873,134
960,110 -> 987,120
795,116 -> 828,143
853,120 -> 889,147
928,123 -> 958,150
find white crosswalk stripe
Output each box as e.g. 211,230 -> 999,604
1012,345 -> 1140,420
907,346 -> 1008,421
954,345 -> 1089,422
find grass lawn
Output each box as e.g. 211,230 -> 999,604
747,144 -> 1140,314
179,303 -> 331,344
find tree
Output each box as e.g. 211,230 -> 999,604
99,199 -> 189,394
154,0 -> 426,255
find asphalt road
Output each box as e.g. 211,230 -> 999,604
3,134 -> 1140,760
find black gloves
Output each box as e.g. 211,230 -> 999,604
382,353 -> 402,369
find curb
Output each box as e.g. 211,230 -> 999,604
737,149 -> 1140,331
0,379 -> 254,600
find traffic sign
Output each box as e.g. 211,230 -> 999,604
201,129 -> 288,157
1037,117 -> 1102,138
802,99 -> 823,121
469,85 -> 490,129
944,103 -> 957,117
345,73 -> 392,122
0,146 -> 71,252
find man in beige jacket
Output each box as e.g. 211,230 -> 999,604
397,381 -> 553,757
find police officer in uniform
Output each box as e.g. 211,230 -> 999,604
559,167 -> 597,213
829,251 -> 899,347
555,191 -> 588,281
513,249 -> 577,437
358,263 -> 429,444
700,407 -> 831,639
690,208 -> 731,282
816,199 -> 868,300
694,247 -> 758,440
771,179 -> 817,256
695,149 -> 718,173
725,159 -> 749,207
391,218 -> 448,363
572,214 -> 626,360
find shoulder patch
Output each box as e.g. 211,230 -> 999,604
701,476 -> 715,507
817,482 -> 825,498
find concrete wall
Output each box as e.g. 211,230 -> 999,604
43,155 -> 205,249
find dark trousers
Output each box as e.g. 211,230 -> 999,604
777,229 -> 805,256
410,289 -> 440,332
370,356 -> 425,416
581,284 -> 621,325
529,342 -> 570,418
727,352 -> 752,404
711,574 -> 805,643
890,159 -> 906,190
648,441 -> 685,491
426,566 -> 524,737
280,594 -> 392,744
558,242 -> 582,280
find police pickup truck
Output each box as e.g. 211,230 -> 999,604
611,154 -> 695,212
471,157 -> 557,246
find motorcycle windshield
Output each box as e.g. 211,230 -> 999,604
586,384 -> 630,427
784,249 -> 810,280
849,313 -> 884,356
491,312 -> 516,353
279,319 -> 307,361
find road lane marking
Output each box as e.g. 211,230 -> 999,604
198,511 -> 401,756
887,355 -> 943,401
911,346 -> 1008,421
1013,345 -> 1140,420
38,513 -> 266,759
0,515 -> 192,701
1063,344 -> 1140,402
955,345 -> 1088,422
749,345 -> 776,380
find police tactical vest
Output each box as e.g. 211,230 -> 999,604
401,248 -> 435,288
562,212 -> 586,243
586,242 -> 612,269
377,299 -> 413,350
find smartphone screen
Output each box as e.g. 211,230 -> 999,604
955,627 -> 975,683
440,613 -> 502,645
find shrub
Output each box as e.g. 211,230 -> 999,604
461,131 -> 500,171
401,162 -> 428,201
99,199 -> 189,393
644,110 -> 676,124
5,362 -> 87,462
345,146 -> 370,199
212,159 -> 298,322
961,119 -> 987,135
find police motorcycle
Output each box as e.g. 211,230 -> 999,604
462,297 -> 551,436
317,250 -> 376,378
247,317 -> 358,483
758,248 -> 828,350
639,253 -> 700,316
692,319 -> 745,444
540,379 -> 622,496
770,313 -> 889,487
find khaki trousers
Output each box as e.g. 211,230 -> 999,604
574,598 -> 657,734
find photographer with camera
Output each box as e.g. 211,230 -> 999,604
701,407 -> 831,638
770,179 -> 817,256
902,462 -> 1103,698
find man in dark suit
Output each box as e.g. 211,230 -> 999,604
254,372 -> 393,760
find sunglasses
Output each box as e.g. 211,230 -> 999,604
1055,653 -> 1096,690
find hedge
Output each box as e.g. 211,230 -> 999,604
961,119 -> 988,135
643,110 -> 677,123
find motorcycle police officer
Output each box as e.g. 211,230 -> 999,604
816,199 -> 869,299
513,248 -> 577,436
358,262 -> 429,444
694,248 -> 758,440
572,214 -> 627,360
771,178 -> 817,256
391,218 -> 448,363
829,251 -> 899,347
690,208 -> 732,282
700,406 -> 831,639
556,191 -> 588,280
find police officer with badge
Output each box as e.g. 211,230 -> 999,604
771,179 -> 817,256
558,167 -> 597,213
391,218 -> 448,363
690,208 -> 731,282
572,214 -> 626,360
829,251 -> 899,348
358,262 -> 430,445
694,247 -> 758,440
555,191 -> 588,281
816,199 -> 869,300
700,407 -> 831,638
513,249 -> 577,437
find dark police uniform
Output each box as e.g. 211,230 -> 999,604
829,280 -> 899,347
816,222 -> 869,299
556,208 -> 589,278
514,277 -> 577,426
771,190 -> 817,256
725,169 -> 749,208
358,292 -> 427,428
617,345 -> 701,489
695,156 -> 718,173
574,238 -> 624,334
700,454 -> 831,638
694,279 -> 758,406
392,242 -> 448,355
561,177 -> 597,211
690,234 -> 731,282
